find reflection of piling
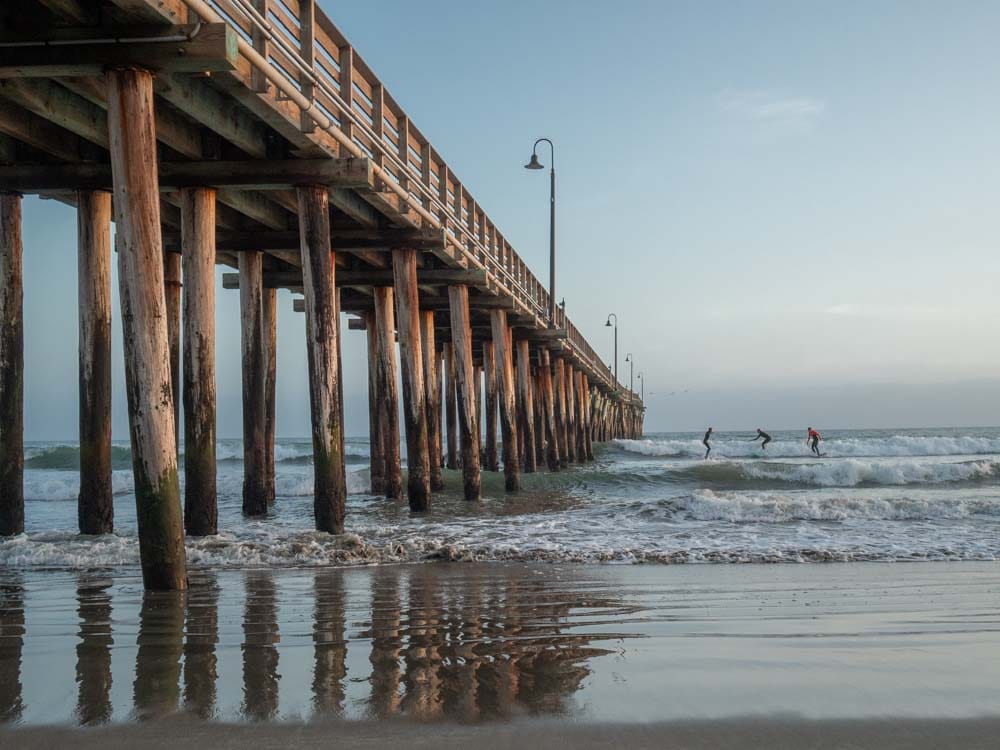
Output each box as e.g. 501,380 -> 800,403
366,569 -> 402,718
312,570 -> 347,717
132,590 -> 185,719
0,576 -> 24,723
241,571 -> 280,721
183,573 -> 219,719
75,576 -> 113,725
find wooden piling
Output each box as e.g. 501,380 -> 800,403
443,341 -> 458,470
448,285 -> 481,500
180,187 -> 217,536
263,287 -> 277,504
239,250 -> 268,517
298,185 -> 346,533
516,339 -> 537,473
106,67 -> 186,589
0,192 -> 23,537
482,341 -> 499,472
420,310 -> 444,491
373,286 -> 402,499
473,364 -> 483,462
364,312 -> 385,496
553,357 -> 568,469
489,310 -> 520,491
392,248 -> 431,510
583,379 -> 595,461
163,251 -> 181,454
77,190 -> 113,535
565,363 -> 577,464
539,349 -> 560,471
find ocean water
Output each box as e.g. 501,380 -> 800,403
2,427 -> 1000,569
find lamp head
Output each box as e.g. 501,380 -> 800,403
525,152 -> 544,170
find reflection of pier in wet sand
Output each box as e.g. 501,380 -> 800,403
0,564 -> 635,725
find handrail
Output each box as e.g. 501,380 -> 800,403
179,0 -> 631,399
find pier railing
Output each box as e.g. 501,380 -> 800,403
177,0 -> 622,393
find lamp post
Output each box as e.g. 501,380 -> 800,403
625,353 -> 634,397
524,138 -> 556,325
605,313 -> 618,387
637,372 -> 644,402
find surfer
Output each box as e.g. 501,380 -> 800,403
750,428 -> 772,450
703,427 -> 713,459
806,427 -> 822,457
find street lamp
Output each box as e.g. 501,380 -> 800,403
605,313 -> 618,387
636,371 -> 644,401
524,138 -> 556,324
625,353 -> 634,397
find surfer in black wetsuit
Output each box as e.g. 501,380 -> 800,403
703,427 -> 713,459
750,428 -> 772,450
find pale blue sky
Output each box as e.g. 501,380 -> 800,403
19,0 -> 1000,437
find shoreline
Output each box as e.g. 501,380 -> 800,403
4,716 -> 1000,750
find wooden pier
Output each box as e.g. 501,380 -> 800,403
0,0 -> 645,589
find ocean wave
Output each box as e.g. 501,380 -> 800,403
677,489 -> 1000,522
669,458 -> 1000,488
615,435 -> 1000,459
0,526 -> 995,569
24,470 -> 134,501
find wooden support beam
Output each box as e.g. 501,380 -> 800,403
421,309 -> 444,491
77,190 -> 113,535
540,349 -> 560,472
392,248 -> 430,510
35,0 -> 100,26
443,341 -> 457,471
0,158 -> 373,191
180,187 -> 217,536
298,186 -> 346,533
263,285 -> 277,505
364,312 -> 384,496
0,100 -> 84,161
565,362 -> 577,464
222,268 -> 487,290
373,286 -> 402,499
239,250 -> 268,517
0,24 -> 239,77
553,357 -> 569,469
163,249 -> 181,457
474,363 -> 483,462
534,366 -> 545,468
516,339 -> 537,473
163,227 -> 448,253
106,67 -> 185,590
482,340 -> 498,472
490,309 -> 520,492
448,285 -> 481,501
0,191 -> 23,536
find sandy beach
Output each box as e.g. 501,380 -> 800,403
1,560 -> 998,747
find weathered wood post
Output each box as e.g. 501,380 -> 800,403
473,364 -> 483,462
298,186 -> 346,533
534,366 -> 545,468
516,340 -> 537,473
482,341 -> 499,472
263,287 -> 277,504
0,190 -> 23,537
553,357 -> 569,468
392,248 -> 431,509
364,313 -> 385,496
448,285 -> 481,500
77,190 -> 113,535
239,251 -> 268,517
163,251 -> 181,454
490,310 -> 520,491
540,349 -> 560,471
106,67 -> 186,589
443,341 -> 458,470
180,187 -> 217,536
421,310 -> 444,491
565,363 -> 578,464
373,286 -> 402,499
584,379 -> 595,461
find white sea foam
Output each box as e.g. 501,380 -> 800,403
682,489 -> 1000,521
616,435 -> 1000,459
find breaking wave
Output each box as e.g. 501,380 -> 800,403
616,435 -> 1000,459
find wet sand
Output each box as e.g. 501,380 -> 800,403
4,715 -> 1000,750
0,561 -> 998,744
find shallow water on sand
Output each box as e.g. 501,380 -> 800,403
1,562 -> 999,726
